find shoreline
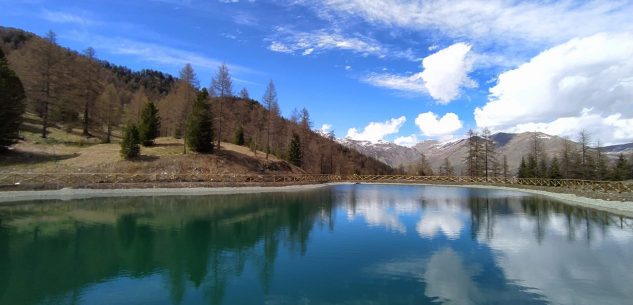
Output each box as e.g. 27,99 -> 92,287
378,182 -> 633,218
0,182 -> 631,217
0,183 -> 346,204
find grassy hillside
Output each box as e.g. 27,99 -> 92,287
0,26 -> 393,176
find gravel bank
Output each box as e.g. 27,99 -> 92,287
0,182 -> 631,217
0,183 -> 340,204
458,184 -> 633,218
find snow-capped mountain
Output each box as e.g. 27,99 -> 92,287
338,132 -> 633,175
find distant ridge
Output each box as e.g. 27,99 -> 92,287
340,132 -> 633,175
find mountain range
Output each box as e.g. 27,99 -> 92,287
339,132 -> 633,175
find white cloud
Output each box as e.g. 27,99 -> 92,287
415,112 -> 462,138
346,116 -> 406,143
315,0 -> 633,46
362,43 -> 475,103
417,210 -> 464,239
420,42 -> 475,103
423,248 -> 479,305
269,41 -> 293,53
66,32 -> 254,74
362,72 -> 426,94
475,32 -> 633,145
268,29 -> 386,57
394,134 -> 418,147
319,123 -> 333,134
41,10 -> 96,26
481,208 -> 633,305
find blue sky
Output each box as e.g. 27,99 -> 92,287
1,0 -> 632,145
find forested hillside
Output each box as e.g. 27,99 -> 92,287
0,26 -> 392,175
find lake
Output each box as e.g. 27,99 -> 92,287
1,184 -> 632,305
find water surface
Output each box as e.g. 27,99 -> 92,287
1,184 -> 632,305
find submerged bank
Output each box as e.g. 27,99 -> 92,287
0,182 -> 631,217
450,184 -> 633,218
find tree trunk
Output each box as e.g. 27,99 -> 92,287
217,98 -> 222,149
83,101 -> 90,136
41,100 -> 49,138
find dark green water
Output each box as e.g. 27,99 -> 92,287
1,184 -> 632,305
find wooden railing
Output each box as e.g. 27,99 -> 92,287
0,173 -> 631,193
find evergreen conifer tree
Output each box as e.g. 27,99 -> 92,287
288,133 -> 302,167
0,48 -> 26,150
518,157 -> 528,178
610,154 -> 631,181
526,154 -> 537,178
186,90 -> 214,153
234,126 -> 245,146
138,101 -> 161,146
549,156 -> 562,179
120,123 -> 140,159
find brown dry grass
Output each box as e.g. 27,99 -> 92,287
1,136 -> 303,175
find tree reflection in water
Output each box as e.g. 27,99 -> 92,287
0,184 -> 631,305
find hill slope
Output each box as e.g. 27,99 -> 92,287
0,26 -> 393,176
340,132 -> 633,175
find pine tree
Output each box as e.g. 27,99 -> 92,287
610,154 -> 630,181
174,64 -> 198,139
80,47 -> 102,136
0,48 -> 26,150
538,156 -> 548,178
211,63 -> 233,149
417,153 -> 434,176
249,138 -> 257,156
27,30 -> 62,138
518,157 -> 528,178
594,144 -> 609,181
300,107 -> 312,130
120,123 -> 140,159
96,84 -> 121,143
233,126 -> 245,146
481,128 -> 497,179
560,137 -> 574,179
439,158 -> 454,176
526,154 -> 537,178
578,130 -> 591,179
186,90 -> 214,153
530,133 -> 545,176
549,156 -> 562,179
263,80 -> 280,159
502,155 -> 509,178
238,87 -> 249,100
126,89 -> 149,122
138,101 -> 161,146
465,129 -> 482,177
288,133 -> 302,167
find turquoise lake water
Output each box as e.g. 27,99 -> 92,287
0,184 -> 632,305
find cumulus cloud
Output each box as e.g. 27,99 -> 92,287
423,248 -> 479,305
417,210 -> 464,239
475,32 -> 633,145
346,116 -> 406,143
394,134 -> 419,147
362,43 -> 475,103
420,42 -> 475,103
319,123 -> 333,134
415,112 -> 462,138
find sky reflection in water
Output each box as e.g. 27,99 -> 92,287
0,184 -> 631,305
